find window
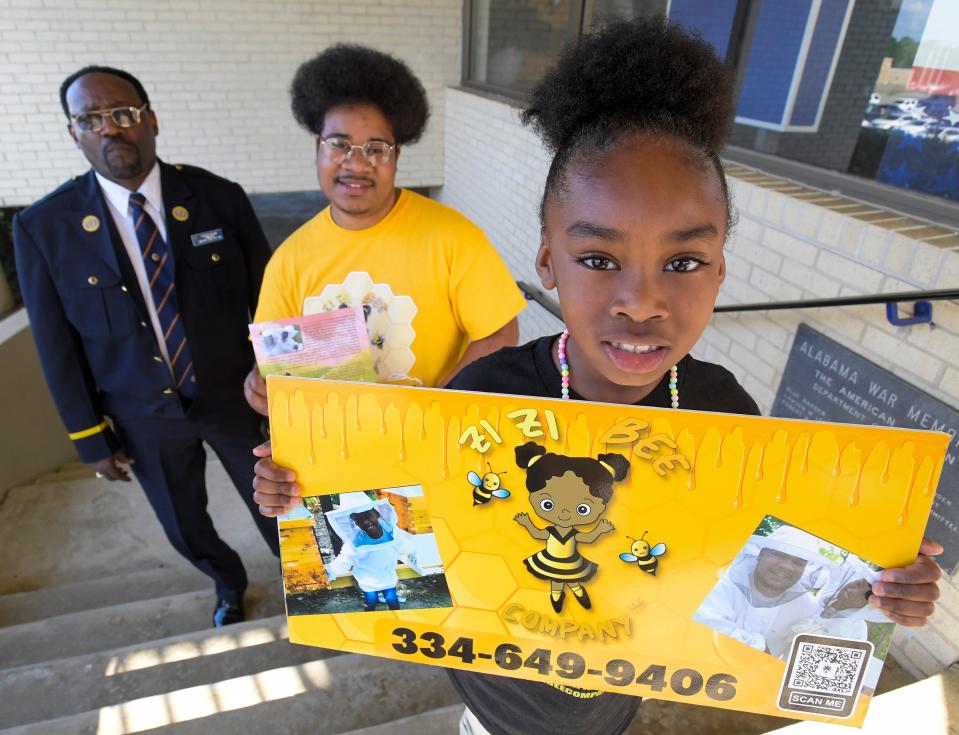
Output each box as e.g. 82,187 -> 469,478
463,0 -> 959,210
467,1 -> 576,96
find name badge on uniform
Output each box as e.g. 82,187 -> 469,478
191,228 -> 224,247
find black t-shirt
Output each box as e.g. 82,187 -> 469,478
445,335 -> 760,735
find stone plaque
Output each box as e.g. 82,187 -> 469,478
772,323 -> 958,573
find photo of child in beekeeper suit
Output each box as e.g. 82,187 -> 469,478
326,493 -> 421,611
279,486 -> 454,616
692,516 -> 893,693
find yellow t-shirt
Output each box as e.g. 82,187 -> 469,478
255,189 -> 526,387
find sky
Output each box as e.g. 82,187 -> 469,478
891,0 -> 933,41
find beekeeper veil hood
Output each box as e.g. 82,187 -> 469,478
728,525 -> 835,607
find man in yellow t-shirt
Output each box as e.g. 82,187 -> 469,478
245,44 -> 524,413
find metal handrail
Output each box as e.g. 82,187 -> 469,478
714,288 -> 959,313
517,281 -> 959,321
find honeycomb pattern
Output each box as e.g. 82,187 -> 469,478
306,271 -> 418,383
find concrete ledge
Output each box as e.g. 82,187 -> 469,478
0,316 -> 76,491
768,664 -> 959,733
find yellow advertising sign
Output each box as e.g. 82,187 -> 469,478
269,376 -> 948,725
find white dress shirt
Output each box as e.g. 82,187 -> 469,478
95,163 -> 173,368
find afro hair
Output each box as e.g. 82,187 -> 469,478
522,17 -> 735,224
290,44 -> 429,145
523,17 -> 733,155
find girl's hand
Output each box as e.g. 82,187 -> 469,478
869,538 -> 942,627
252,440 -> 301,517
514,512 -> 531,527
597,519 -> 615,533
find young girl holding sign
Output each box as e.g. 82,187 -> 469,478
252,17 -> 942,735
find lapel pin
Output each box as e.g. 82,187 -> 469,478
82,215 -> 100,232
172,205 -> 190,222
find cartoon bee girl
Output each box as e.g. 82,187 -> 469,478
513,441 -> 629,613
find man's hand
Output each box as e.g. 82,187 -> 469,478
869,538 -> 942,626
90,450 -> 135,481
252,440 -> 300,517
244,366 -> 268,416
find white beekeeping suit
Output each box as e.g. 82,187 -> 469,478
780,555 -> 889,691
325,492 -> 418,592
693,525 -> 834,655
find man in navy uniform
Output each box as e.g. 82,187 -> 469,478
14,66 -> 279,626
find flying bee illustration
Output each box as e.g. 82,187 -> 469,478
468,464 -> 510,506
619,531 -> 667,576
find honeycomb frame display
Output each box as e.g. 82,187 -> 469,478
268,376 -> 948,726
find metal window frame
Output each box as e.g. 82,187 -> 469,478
461,0 -> 586,103
459,0 -> 959,230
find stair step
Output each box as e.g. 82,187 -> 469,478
0,566 -> 207,626
0,654 -> 458,735
0,615 -> 341,729
0,462 -> 278,596
0,556 -> 281,627
0,582 -> 283,669
30,466 -> 96,484
343,704 -> 463,734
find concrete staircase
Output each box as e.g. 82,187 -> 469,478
0,460 -> 923,734
0,459 -> 461,734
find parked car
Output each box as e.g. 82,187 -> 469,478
918,94 -> 957,119
863,103 -> 900,123
895,97 -> 919,111
868,111 -> 908,130
940,127 -> 959,144
897,116 -> 932,137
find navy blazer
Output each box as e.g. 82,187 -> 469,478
14,161 -> 271,462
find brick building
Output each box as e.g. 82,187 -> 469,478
1,0 -> 957,730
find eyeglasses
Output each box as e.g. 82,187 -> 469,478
319,136 -> 396,166
70,103 -> 149,133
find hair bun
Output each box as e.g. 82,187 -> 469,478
515,441 -> 547,469
597,453 -> 630,482
522,17 -> 733,154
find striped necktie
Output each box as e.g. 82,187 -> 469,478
129,191 -> 197,399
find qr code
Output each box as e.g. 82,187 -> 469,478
788,641 -> 866,696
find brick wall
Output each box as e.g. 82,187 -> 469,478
0,0 -> 462,207
438,86 -> 959,677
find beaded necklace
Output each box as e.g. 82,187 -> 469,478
557,329 -> 679,408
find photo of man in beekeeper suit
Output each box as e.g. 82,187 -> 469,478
693,524 -> 832,655
692,518 -> 894,693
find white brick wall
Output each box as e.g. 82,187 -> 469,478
437,86 -> 959,678
436,88 -> 561,342
0,0 -> 463,206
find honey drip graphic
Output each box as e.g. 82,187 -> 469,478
306,403 -> 316,465
776,434 -> 792,504
677,428 -> 697,490
268,384 -> 946,564
754,443 -> 765,481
